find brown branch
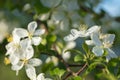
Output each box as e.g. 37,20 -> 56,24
63,63 -> 87,80
52,44 -> 77,79
57,54 -> 77,75
76,63 -> 87,75
68,64 -> 84,67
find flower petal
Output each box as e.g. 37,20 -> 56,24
92,46 -> 104,56
85,40 -> 94,45
64,34 -> 76,41
25,65 -> 36,80
34,29 -> 45,36
103,34 -> 115,44
86,26 -> 101,35
91,33 -> 102,46
5,42 -> 15,55
32,37 -> 42,46
28,58 -> 42,67
20,39 -> 31,49
13,28 -> 28,38
28,21 -> 37,33
11,61 -> 24,71
106,48 -> 117,61
25,46 -> 34,59
70,29 -> 79,37
38,13 -> 50,21
37,73 -> 45,80
9,54 -> 20,65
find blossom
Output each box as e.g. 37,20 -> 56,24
86,33 -> 117,61
62,41 -> 76,61
11,45 -> 42,75
64,25 -> 101,41
26,65 -> 52,80
5,33 -> 32,65
14,21 -> 45,46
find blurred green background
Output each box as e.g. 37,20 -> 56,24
0,0 -> 120,80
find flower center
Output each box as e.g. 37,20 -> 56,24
79,24 -> 88,31
22,59 -> 28,64
28,32 -> 33,39
103,41 -> 112,48
7,35 -> 13,42
4,57 -> 11,65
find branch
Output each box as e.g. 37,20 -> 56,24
68,64 -> 84,67
76,63 -> 87,75
57,54 -> 77,76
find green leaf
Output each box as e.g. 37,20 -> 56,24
71,76 -> 82,80
65,49 -> 83,55
74,54 -> 84,62
85,62 -> 107,76
82,42 -> 89,53
46,34 -> 57,43
41,62 -> 54,73
50,68 -> 65,78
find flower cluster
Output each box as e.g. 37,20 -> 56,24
5,21 -> 52,80
64,25 -> 117,61
39,0 -> 80,31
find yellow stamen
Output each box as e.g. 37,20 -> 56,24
22,59 -> 28,64
7,35 -> 13,42
4,57 -> 11,65
103,41 -> 112,48
79,24 -> 88,31
28,32 -> 33,39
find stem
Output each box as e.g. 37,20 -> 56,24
63,63 -> 87,80
68,64 -> 84,67
57,54 -> 77,76
76,63 -> 87,75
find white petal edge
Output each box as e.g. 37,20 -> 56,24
34,29 -> 45,36
25,65 -> 37,80
28,21 -> 37,33
13,28 -> 28,38
28,58 -> 42,67
32,37 -> 42,46
92,46 -> 104,56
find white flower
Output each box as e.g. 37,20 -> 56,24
5,34 -> 32,65
86,33 -> 117,61
5,34 -> 21,65
38,13 -> 50,21
36,73 -> 52,80
14,21 -> 45,46
11,46 -> 42,75
62,41 -> 76,61
26,65 -> 52,80
64,25 -> 101,41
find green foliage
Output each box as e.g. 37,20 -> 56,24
69,76 -> 82,80
0,0 -> 120,80
50,68 -> 65,78
34,0 -> 50,14
74,54 -> 84,62
82,42 -> 89,54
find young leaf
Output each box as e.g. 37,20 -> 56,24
50,68 -> 65,78
82,42 -> 89,53
74,54 -> 84,62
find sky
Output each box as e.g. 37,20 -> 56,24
95,0 -> 120,17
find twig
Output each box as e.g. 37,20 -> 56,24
57,54 -> 77,76
68,64 -> 84,67
76,63 -> 87,75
